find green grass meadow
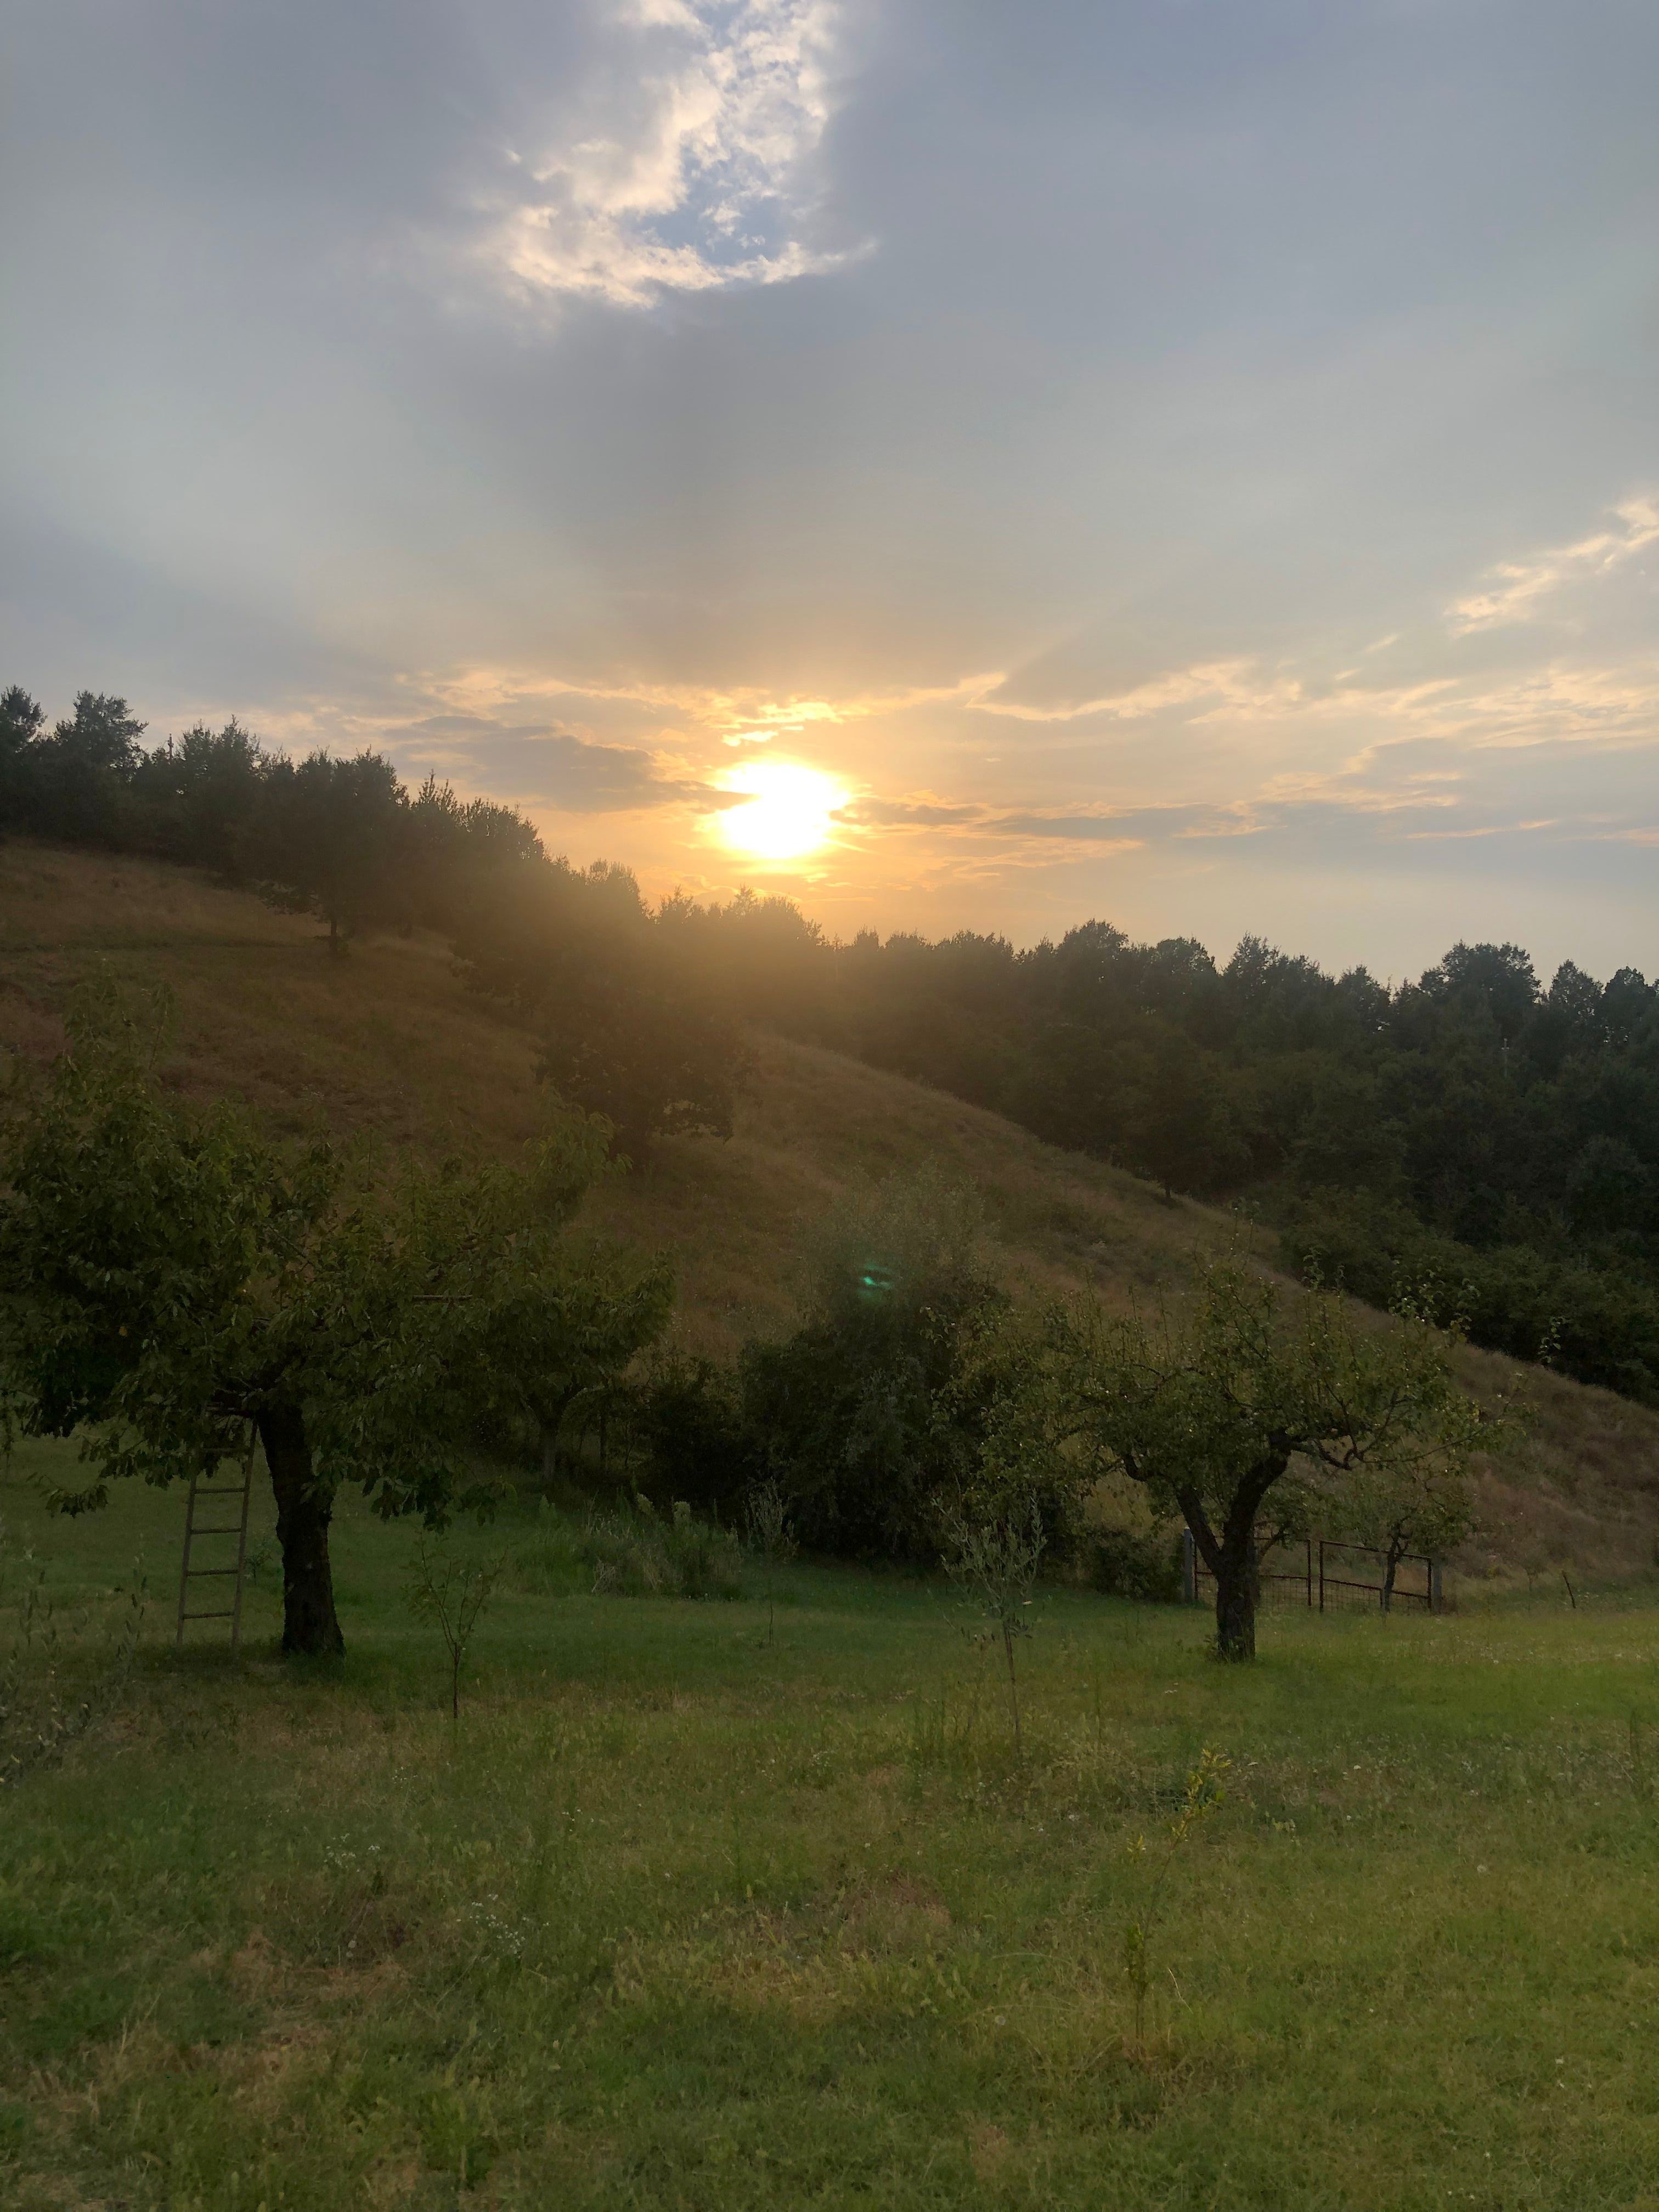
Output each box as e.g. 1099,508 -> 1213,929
6,1438 -> 1659,2210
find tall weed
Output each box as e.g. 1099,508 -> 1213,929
0,1522 -> 149,1784
1121,1746 -> 1231,2049
514,1498 -> 744,1601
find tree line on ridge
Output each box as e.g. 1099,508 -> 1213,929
4,682 -> 1657,1407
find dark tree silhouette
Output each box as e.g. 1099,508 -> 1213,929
259,749 -> 409,953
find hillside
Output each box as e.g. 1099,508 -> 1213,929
4,839 -> 1658,1586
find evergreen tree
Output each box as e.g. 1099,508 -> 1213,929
0,686 -> 45,831
31,692 -> 146,843
258,749 -> 409,952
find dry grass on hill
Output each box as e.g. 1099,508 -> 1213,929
0,844 -> 1243,1344
4,839 -> 1658,1585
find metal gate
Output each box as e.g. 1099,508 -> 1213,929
1181,1532 -> 1442,1613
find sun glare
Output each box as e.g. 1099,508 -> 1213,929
716,763 -> 846,861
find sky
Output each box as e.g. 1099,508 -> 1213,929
3,0 -> 1656,982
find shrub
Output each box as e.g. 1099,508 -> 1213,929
1283,1191 -> 1659,1406
740,1172 -> 1016,1559
1090,1526 -> 1183,1604
623,1352 -> 760,1520
584,1500 -> 744,1600
512,1498 -> 743,1601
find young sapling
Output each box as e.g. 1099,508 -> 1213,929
941,1494 -> 1045,1756
746,1477 -> 797,1644
406,1534 -> 506,1721
1121,1745 -> 1230,2049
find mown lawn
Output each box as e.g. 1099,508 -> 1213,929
4,1438 -> 1659,2210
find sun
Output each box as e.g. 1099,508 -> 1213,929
716,762 -> 846,862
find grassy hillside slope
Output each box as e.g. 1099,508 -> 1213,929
5,840 -> 1658,1585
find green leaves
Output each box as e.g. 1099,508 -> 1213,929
1,1006 -> 294,1478
741,1172 -> 1020,1559
1058,1259 -> 1486,1522
1052,1257 -> 1487,1654
0,1001 -> 672,1643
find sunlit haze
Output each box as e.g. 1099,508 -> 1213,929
717,764 -> 847,864
3,2 -> 1656,974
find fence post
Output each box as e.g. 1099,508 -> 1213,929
1318,1539 -> 1325,1614
1430,1558 -> 1443,1615
1305,1536 -> 1313,1610
1181,1529 -> 1197,1606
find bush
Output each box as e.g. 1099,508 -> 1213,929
1089,1526 -> 1183,1604
1283,1191 -> 1659,1406
740,1172 -> 1016,1560
623,1353 -> 760,1521
586,1500 -> 744,1599
512,1498 -> 744,1601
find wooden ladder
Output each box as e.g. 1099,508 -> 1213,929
175,1430 -> 255,1652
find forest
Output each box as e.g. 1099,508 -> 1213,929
5,684 -> 1657,1408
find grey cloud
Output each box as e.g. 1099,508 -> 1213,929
397,715 -> 516,738
981,805 -> 1249,843
837,796 -> 983,826
917,738 -> 1659,858
3,0 -> 1657,970
388,726 -> 710,816
984,812 -> 1154,843
9,0 -> 1655,695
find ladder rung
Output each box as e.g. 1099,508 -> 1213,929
177,1460 -> 253,1651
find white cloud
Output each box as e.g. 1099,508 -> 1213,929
486,0 -> 847,306
964,659 -> 1310,726
1447,494 -> 1659,635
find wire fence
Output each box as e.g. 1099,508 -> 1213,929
1182,1533 -> 1442,1614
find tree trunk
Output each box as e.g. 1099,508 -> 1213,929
537,1390 -> 579,1489
1002,1620 -> 1023,1754
258,1398 -> 345,1657
1178,1460 -> 1284,1664
1212,1550 -> 1257,1661
1380,1546 -> 1401,1615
